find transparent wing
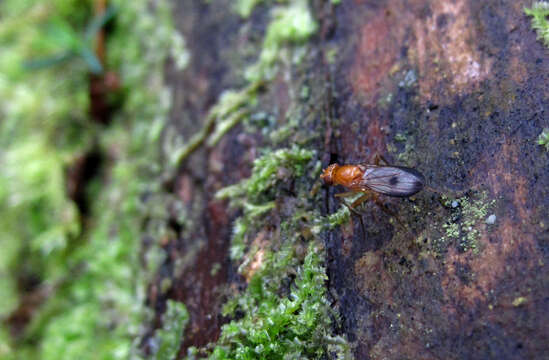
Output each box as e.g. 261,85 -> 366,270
361,166 -> 424,197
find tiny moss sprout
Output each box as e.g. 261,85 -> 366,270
537,128 -> 549,151
151,300 -> 189,360
524,2 -> 549,47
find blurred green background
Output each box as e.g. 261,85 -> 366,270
0,0 -> 184,358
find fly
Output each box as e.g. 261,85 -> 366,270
320,163 -> 424,198
320,155 -> 425,231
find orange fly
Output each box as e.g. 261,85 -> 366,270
320,155 -> 424,225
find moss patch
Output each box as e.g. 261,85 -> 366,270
524,2 -> 549,48
151,300 -> 190,360
0,0 -> 185,358
210,242 -> 348,359
537,128 -> 549,150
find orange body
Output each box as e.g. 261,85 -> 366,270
320,164 -> 365,190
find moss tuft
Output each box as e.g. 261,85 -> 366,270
234,0 -> 265,18
537,128 -> 549,150
216,146 -> 314,204
245,0 -> 318,82
217,146 -> 314,261
210,242 -> 349,359
524,2 -> 549,47
151,300 -> 189,360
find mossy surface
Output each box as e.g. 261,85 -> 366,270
154,0 -> 353,358
151,300 -> 190,360
525,1 -> 549,47
0,0 -> 184,358
538,128 -> 549,150
209,144 -> 354,359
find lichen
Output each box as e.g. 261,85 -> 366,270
524,2 -> 549,48
434,192 -> 496,254
512,296 -> 528,307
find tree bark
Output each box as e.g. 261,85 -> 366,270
144,1 -> 549,359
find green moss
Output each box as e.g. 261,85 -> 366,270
234,0 -> 265,18
245,0 -> 317,82
0,1 -> 92,356
212,141 -> 350,358
210,242 -> 349,359
173,0 -> 317,167
524,2 -> 549,48
325,206 -> 352,230
171,81 -> 261,167
216,146 -> 314,204
151,300 -> 189,360
217,146 -> 313,260
0,0 -> 185,358
537,128 -> 549,150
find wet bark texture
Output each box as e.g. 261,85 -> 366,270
146,0 -> 549,359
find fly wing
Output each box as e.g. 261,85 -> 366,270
361,166 -> 424,197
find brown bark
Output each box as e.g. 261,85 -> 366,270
145,1 -> 549,359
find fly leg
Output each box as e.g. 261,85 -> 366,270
335,191 -> 366,219
335,191 -> 372,240
371,193 -> 416,238
373,153 -> 391,166
334,191 -> 359,198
